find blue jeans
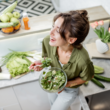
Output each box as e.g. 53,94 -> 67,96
47,87 -> 79,110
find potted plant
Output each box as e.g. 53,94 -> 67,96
91,20 -> 110,53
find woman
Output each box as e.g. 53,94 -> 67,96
30,10 -> 94,110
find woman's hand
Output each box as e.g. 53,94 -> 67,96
65,81 -> 78,87
58,80 -> 79,93
65,77 -> 87,87
58,81 -> 72,94
65,81 -> 71,87
29,60 -> 43,71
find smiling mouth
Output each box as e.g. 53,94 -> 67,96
50,37 -> 56,42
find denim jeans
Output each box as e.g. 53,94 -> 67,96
47,87 -> 79,110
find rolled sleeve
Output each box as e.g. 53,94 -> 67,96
80,61 -> 94,81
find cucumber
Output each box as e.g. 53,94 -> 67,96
91,78 -> 105,88
0,22 -> 14,28
94,74 -> 110,82
1,1 -> 17,14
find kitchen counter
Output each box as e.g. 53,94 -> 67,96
0,38 -> 110,98
0,62 -> 43,88
0,11 -> 110,96
0,59 -> 90,110
0,13 -> 57,40
0,6 -> 110,40
0,55 -> 43,89
80,38 -> 110,96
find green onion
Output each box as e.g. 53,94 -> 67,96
1,49 -> 34,66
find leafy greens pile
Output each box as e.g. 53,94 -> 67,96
6,56 -> 31,77
40,70 -> 66,92
0,50 -> 33,77
1,50 -> 52,77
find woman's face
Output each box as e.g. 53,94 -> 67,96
49,17 -> 67,47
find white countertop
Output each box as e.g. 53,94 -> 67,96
0,13 -> 57,40
0,56 -> 43,88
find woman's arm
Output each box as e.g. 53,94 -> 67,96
66,77 -> 86,87
66,75 -> 94,87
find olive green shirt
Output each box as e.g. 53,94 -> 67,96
42,35 -> 94,88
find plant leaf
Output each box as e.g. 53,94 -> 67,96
101,27 -> 104,39
94,29 -> 101,38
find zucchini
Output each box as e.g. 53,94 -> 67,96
0,22 -> 13,28
94,74 -> 110,82
1,1 -> 17,14
91,78 -> 105,88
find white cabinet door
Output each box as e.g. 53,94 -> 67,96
0,104 -> 21,110
0,31 -> 50,56
13,81 -> 50,110
0,87 -> 20,108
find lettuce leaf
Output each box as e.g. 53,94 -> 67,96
6,56 -> 31,77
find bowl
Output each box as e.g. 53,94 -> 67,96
0,28 -> 20,34
39,67 -> 67,93
0,20 -> 21,34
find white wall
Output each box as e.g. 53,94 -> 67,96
60,0 -> 101,12
100,0 -> 110,15
52,0 -> 110,15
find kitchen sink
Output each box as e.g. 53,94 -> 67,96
85,90 -> 110,110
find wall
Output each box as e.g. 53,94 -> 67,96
51,0 -> 110,15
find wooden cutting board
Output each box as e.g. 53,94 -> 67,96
13,72 -> 29,79
85,43 -> 110,59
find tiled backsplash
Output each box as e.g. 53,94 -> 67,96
0,0 -> 56,17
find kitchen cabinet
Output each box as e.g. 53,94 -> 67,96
0,87 -> 21,109
0,104 -> 21,110
0,81 -> 50,110
85,90 -> 110,110
13,81 -> 50,110
0,31 -> 50,56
